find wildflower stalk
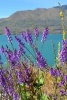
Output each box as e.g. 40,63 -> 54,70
58,2 -> 66,40
1,72 -> 12,100
41,27 -> 49,53
1,45 -> 7,60
56,42 -> 61,68
0,87 -> 2,100
24,83 -> 28,100
29,44 -> 36,61
10,42 -> 15,51
51,41 -> 58,99
51,41 -> 57,67
41,42 -> 44,53
24,45 -> 36,60
22,52 -> 46,74
19,84 -> 23,100
22,53 -> 34,66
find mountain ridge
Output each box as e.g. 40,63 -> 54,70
0,5 -> 67,34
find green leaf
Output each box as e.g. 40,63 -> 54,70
20,83 -> 24,87
26,91 -> 30,98
34,74 -> 44,89
39,78 -> 44,84
41,93 -> 49,100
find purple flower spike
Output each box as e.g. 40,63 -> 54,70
62,40 -> 67,48
64,75 -> 67,82
0,46 -> 5,54
13,93 -> 19,100
0,55 -> 3,65
16,70 -> 24,84
17,44 -> 25,58
26,29 -> 33,45
60,40 -> 67,64
50,68 -> 56,76
0,69 -> 3,86
34,27 -> 39,39
58,82 -> 62,87
6,50 -> 20,67
60,89 -> 65,95
41,27 -> 49,43
4,27 -> 12,43
36,49 -> 47,68
21,31 -> 27,42
15,35 -> 24,46
65,92 -> 67,96
50,68 -> 61,77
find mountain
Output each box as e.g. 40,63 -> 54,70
0,5 -> 67,34
54,5 -> 67,10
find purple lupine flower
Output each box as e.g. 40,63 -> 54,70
15,35 -> 24,46
7,72 -> 15,96
4,27 -> 12,43
56,69 -> 61,76
6,50 -> 20,67
24,68 -> 30,80
62,40 -> 67,48
6,50 -> 13,61
13,92 -> 20,100
36,49 -> 47,68
26,29 -> 33,44
10,54 -> 20,67
60,40 -> 67,64
0,55 -> 3,65
0,68 -> 3,86
41,27 -> 49,43
21,31 -> 27,42
60,80 -> 65,85
61,80 -> 65,85
0,70 -> 10,95
64,75 -> 67,82
34,27 -> 39,39
17,44 -> 25,58
0,70 -> 6,85
16,70 -> 24,84
65,92 -> 67,96
60,89 -> 65,95
23,67 -> 34,85
0,69 -> 15,97
58,82 -> 62,87
7,79 -> 14,96
50,68 -> 61,77
0,46 -> 5,54
50,68 -> 56,76
58,80 -> 65,87
7,87 -> 13,96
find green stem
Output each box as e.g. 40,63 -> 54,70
11,42 -> 15,51
24,45 -> 36,60
41,42 -> 44,53
24,83 -> 28,100
22,54 -> 33,66
54,76 -> 58,100
19,84 -> 23,100
51,41 -> 57,67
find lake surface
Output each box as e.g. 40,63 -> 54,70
0,34 -> 63,67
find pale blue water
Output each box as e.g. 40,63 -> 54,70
0,34 -> 63,67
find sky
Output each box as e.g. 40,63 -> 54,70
0,0 -> 67,18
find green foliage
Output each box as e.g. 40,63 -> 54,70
37,93 -> 49,100
41,93 -> 49,100
34,73 -> 44,89
19,84 -> 30,100
21,91 -> 30,100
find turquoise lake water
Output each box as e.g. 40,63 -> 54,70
0,34 -> 63,67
